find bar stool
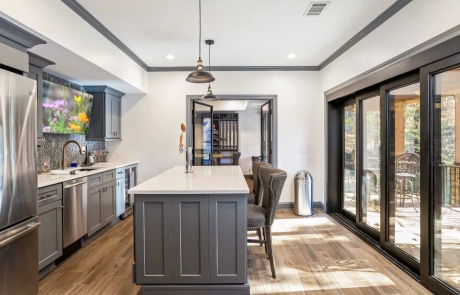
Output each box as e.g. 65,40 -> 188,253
248,162 -> 272,205
247,167 -> 287,278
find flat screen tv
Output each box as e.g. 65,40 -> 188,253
42,80 -> 93,134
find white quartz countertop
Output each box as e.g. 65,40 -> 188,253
38,161 -> 139,188
129,166 -> 249,195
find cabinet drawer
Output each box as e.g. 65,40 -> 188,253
38,183 -> 63,207
88,173 -> 103,189
103,170 -> 116,183
115,167 -> 125,179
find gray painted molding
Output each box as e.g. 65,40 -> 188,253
324,23 -> 460,96
28,52 -> 55,69
185,94 -> 278,169
278,202 -> 325,211
61,0 -> 148,70
62,0 -> 410,72
0,16 -> 46,52
318,0 -> 412,70
148,66 -> 320,72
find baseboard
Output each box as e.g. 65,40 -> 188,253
141,284 -> 250,295
39,262 -> 56,281
278,202 -> 325,211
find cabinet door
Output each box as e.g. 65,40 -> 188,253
101,181 -> 116,226
134,195 -> 173,284
87,186 -> 103,237
112,96 -> 121,138
105,93 -> 113,138
172,195 -> 209,284
38,200 -> 62,270
115,178 -> 125,217
209,194 -> 247,284
27,65 -> 43,141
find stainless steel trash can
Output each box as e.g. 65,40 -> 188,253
294,170 -> 313,216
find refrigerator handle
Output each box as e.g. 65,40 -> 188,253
0,222 -> 40,250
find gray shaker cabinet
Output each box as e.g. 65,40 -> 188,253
172,195 -> 209,284
37,184 -> 63,271
134,194 -> 247,286
87,179 -> 116,237
87,186 -> 103,237
84,86 -> 124,141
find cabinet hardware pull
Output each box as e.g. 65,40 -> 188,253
40,193 -> 57,200
59,206 -> 65,209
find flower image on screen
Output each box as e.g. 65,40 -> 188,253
42,80 -> 93,134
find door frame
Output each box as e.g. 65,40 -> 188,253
186,95 -> 278,168
260,100 -> 272,164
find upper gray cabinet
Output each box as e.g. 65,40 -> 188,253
84,86 -> 124,141
27,52 -> 55,144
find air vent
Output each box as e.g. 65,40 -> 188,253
303,1 -> 330,16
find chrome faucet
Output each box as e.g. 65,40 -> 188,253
62,140 -> 84,170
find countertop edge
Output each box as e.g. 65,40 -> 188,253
38,161 -> 139,188
128,190 -> 250,195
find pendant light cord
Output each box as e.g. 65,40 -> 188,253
208,42 -> 211,73
199,0 -> 201,59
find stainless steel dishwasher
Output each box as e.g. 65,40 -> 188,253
63,177 -> 88,247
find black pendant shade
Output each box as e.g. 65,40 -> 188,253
201,84 -> 218,101
186,0 -> 214,83
186,59 -> 215,83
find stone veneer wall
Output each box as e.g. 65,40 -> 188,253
38,72 -> 104,170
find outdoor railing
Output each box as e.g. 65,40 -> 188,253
442,164 -> 460,206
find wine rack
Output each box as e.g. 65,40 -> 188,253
213,112 -> 239,151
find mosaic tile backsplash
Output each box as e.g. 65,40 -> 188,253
38,133 -> 105,170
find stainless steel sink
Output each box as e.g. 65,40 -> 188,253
77,168 -> 99,172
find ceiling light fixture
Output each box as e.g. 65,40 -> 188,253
186,0 -> 215,83
201,40 -> 219,101
166,54 -> 175,60
286,53 -> 296,59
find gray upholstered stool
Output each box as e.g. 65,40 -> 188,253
247,167 -> 287,278
248,161 -> 272,205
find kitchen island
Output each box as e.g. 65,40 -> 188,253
129,166 -> 250,295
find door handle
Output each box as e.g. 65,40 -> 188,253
0,222 -> 41,250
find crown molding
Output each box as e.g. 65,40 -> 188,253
28,52 -> 55,69
147,66 -> 320,72
63,0 -> 410,72
61,0 -> 148,70
0,17 -> 46,52
319,0 -> 412,70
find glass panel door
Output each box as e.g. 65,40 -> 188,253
387,82 -> 421,262
193,101 -> 213,166
261,101 -> 272,163
432,65 -> 460,290
343,103 -> 356,215
360,95 -> 381,231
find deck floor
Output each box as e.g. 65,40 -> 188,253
38,209 -> 431,295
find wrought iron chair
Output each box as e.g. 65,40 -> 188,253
395,153 -> 420,212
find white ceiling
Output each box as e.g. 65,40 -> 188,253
77,0 -> 396,67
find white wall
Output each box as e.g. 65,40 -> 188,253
307,0 -> 460,206
107,71 -> 322,204
237,109 -> 261,175
0,0 -> 146,93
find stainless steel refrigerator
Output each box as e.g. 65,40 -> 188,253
0,68 -> 39,295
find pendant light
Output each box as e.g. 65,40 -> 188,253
186,0 -> 215,83
201,40 -> 219,101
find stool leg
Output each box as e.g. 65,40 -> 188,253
263,228 -> 268,254
257,228 -> 263,247
266,226 -> 276,278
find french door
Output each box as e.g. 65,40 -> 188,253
261,100 -> 272,163
192,101 -> 213,166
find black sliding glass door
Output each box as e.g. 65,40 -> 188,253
342,101 -> 357,217
421,53 -> 460,294
261,100 -> 272,163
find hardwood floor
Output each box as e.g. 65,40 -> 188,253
39,210 -> 432,295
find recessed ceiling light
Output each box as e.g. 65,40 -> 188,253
286,53 -> 296,59
166,54 -> 175,60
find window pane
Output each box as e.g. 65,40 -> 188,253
388,82 -> 421,261
433,66 -> 460,289
343,104 -> 356,215
361,96 -> 381,231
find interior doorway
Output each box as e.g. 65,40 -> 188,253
186,95 -> 278,173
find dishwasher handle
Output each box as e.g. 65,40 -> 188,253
65,181 -> 88,189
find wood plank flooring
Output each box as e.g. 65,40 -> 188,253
39,210 -> 432,295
